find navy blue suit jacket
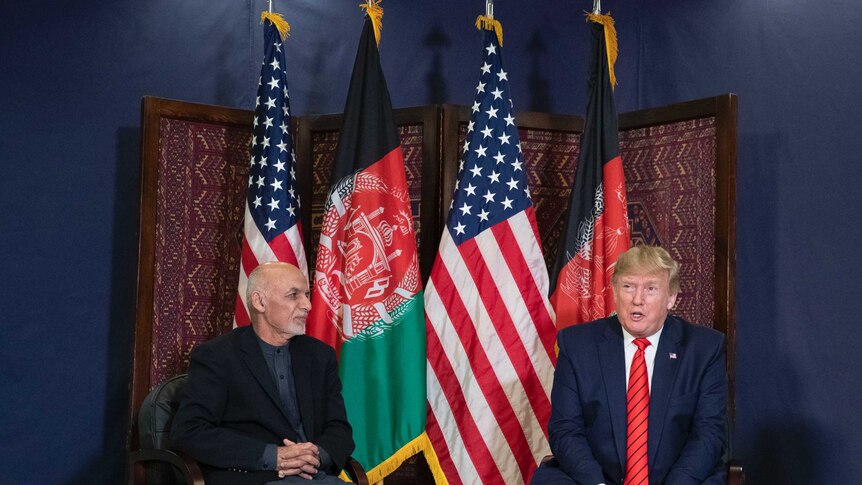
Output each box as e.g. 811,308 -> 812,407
541,315 -> 727,485
170,326 -> 354,485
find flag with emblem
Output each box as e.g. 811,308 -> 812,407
235,13 -> 306,327
424,16 -> 557,484
306,7 -> 434,483
550,12 -> 630,329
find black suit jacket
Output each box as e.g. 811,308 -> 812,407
543,315 -> 727,485
171,326 -> 354,485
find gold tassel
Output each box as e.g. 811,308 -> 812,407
586,12 -> 618,89
475,15 -> 503,46
260,11 -> 291,40
360,1 -> 384,46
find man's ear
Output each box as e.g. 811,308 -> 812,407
666,292 -> 678,310
251,291 -> 266,313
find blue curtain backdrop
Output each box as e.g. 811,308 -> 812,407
0,0 -> 859,483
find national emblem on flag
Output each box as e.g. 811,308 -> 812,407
425,16 -> 557,485
235,13 -> 307,327
550,12 -> 630,329
306,5 -> 433,483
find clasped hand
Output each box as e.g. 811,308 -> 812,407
276,439 -> 320,479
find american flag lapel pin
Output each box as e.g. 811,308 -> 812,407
669,352 -> 677,360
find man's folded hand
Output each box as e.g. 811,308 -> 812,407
276,439 -> 320,479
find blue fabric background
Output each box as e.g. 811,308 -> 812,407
1,0 -> 859,482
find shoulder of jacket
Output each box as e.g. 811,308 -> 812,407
670,316 -> 726,348
293,334 -> 336,355
190,327 -> 245,356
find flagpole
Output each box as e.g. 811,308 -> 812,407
268,0 -> 272,13
485,0 -> 494,18
593,0 -> 601,14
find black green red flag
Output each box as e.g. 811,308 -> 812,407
305,16 -> 433,483
550,13 -> 631,329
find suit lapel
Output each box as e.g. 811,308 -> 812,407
648,316 -> 683,466
238,327 -> 286,418
290,337 -> 315,440
598,318 -> 628,469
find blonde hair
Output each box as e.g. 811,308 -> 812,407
612,245 -> 681,294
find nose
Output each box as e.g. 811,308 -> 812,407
632,288 -> 645,305
300,293 -> 312,311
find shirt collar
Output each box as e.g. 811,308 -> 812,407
256,332 -> 290,356
621,324 -> 664,349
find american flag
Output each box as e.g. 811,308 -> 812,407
425,28 -> 557,484
234,19 -> 307,327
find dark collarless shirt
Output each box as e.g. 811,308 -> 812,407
254,335 -> 333,475
258,338 -> 307,441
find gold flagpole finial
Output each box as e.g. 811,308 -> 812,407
585,9 -> 618,89
261,0 -> 291,41
475,0 -> 503,46
360,0 -> 384,46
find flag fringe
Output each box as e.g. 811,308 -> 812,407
344,432 -> 447,484
475,15 -> 503,46
260,11 -> 290,40
586,12 -> 618,88
360,1 -> 384,46
418,433 -> 449,485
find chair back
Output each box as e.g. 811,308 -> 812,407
139,374 -> 188,451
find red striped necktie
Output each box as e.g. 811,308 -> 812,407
624,337 -> 651,485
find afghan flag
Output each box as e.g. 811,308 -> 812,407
550,12 -> 630,329
306,9 -> 433,483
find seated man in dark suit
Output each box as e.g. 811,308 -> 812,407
533,246 -> 727,485
171,262 -> 354,485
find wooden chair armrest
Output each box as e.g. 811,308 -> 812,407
728,463 -> 745,485
344,456 -> 369,485
128,449 -> 204,485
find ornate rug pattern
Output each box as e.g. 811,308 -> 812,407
151,118 -> 250,386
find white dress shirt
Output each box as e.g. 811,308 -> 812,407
622,325 -> 664,390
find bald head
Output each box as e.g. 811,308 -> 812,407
246,262 -> 303,307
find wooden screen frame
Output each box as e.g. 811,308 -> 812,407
619,94 -> 738,425
129,96 -> 253,449
128,93 -> 737,454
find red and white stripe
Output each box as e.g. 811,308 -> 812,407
234,204 -> 307,327
426,208 -> 557,484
